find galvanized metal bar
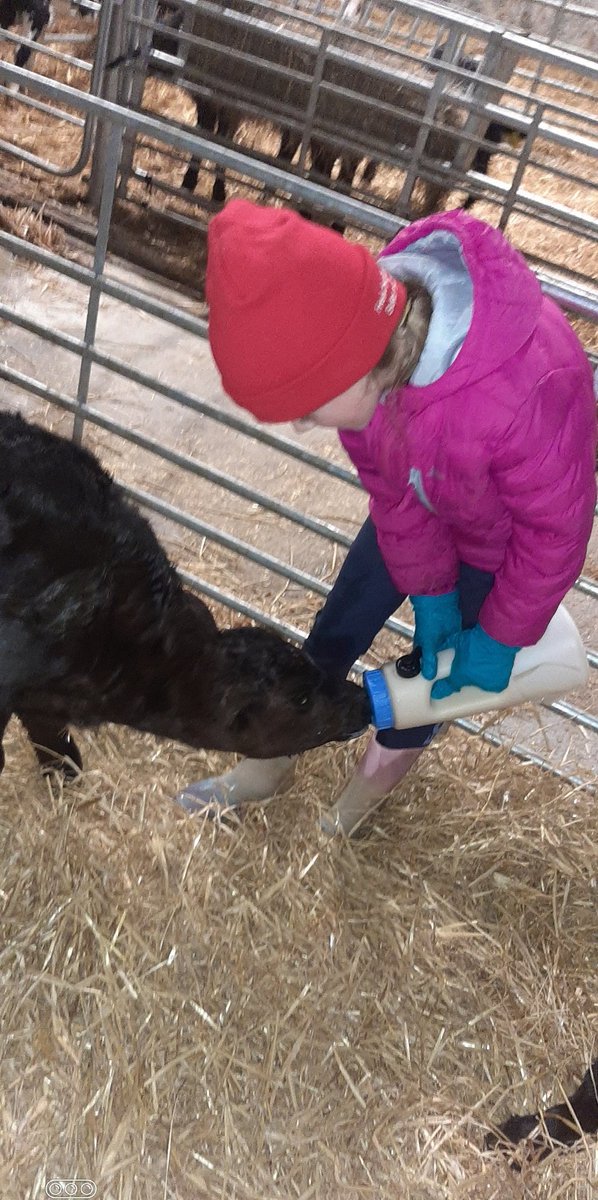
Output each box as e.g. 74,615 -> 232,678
3,46 -> 596,319
0,1 -> 596,789
547,700 -> 598,732
502,29 -> 598,81
0,229 -> 209,339
3,351 -> 596,665
0,86 -> 85,125
2,358 -> 595,757
0,58 -> 416,234
178,570 -> 307,642
0,315 -> 360,486
499,101 -> 546,232
47,33 -> 99,45
88,0 -> 129,210
0,26 -> 93,70
115,0 -> 161,200
298,26 -> 331,172
0,355 -> 354,544
395,52 -> 450,212
454,720 -> 595,791
6,258 -> 594,538
576,576 -> 598,601
116,483 -> 333,596
73,120 -> 124,444
0,363 -> 71,408
7,314 -> 595,653
177,576 -> 594,792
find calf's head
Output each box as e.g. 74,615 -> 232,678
141,604 -> 371,759
199,626 -> 371,757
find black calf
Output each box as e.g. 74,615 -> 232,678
0,0 -> 51,71
0,413 -> 369,777
488,1058 -> 598,1160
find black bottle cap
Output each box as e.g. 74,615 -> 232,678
395,646 -> 422,679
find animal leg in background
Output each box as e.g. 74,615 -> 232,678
2,0 -> 52,70
488,1059 -> 598,1159
16,0 -> 50,68
182,97 -> 240,202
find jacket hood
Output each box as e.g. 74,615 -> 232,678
379,210 -> 544,398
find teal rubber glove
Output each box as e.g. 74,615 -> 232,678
411,590 -> 462,681
431,624 -> 520,700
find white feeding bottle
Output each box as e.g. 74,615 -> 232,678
363,604 -> 589,730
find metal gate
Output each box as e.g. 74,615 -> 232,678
98,0 -> 598,289
0,17 -> 597,787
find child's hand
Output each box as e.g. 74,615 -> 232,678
431,624 -> 519,700
411,590 -> 462,680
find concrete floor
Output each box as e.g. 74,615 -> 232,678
0,240 -> 596,785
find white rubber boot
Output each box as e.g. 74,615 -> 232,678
175,756 -> 296,817
319,737 -> 423,837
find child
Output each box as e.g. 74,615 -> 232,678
177,200 -> 597,835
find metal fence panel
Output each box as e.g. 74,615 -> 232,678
0,61 -> 595,786
101,0 -> 598,289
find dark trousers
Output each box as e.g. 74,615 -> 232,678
304,517 -> 494,749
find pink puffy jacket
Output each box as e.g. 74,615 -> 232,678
340,211 -> 597,646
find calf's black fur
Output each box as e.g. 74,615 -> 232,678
0,413 -> 370,775
488,1058 -> 598,1160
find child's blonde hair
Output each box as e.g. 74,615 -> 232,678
370,279 -> 432,390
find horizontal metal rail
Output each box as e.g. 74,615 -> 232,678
349,0 -> 597,59
1,58 -> 597,321
0,26 -> 93,72
0,83 -> 86,127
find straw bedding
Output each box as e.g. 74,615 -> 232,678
1,702 -> 597,1197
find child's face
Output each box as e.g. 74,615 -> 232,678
292,373 -> 384,433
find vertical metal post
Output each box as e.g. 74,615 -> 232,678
298,27 -> 330,173
87,0 -> 128,211
396,34 -> 458,214
116,0 -> 159,199
451,30 -> 519,175
498,101 -> 544,232
73,120 -> 124,446
525,0 -> 569,107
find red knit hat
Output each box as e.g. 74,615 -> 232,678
206,200 -> 407,422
